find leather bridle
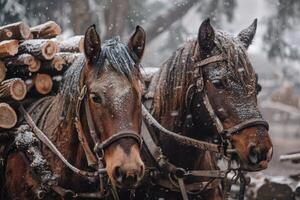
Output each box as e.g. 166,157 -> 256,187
141,50 -> 270,200
75,84 -> 143,168
190,52 -> 269,141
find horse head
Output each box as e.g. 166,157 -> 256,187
194,18 -> 273,171
82,25 -> 145,188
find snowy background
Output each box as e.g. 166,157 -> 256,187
1,0 -> 299,176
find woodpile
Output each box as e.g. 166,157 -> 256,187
0,21 -> 82,129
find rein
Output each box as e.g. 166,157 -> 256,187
19,83 -> 143,199
141,52 -> 269,200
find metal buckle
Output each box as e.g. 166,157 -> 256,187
174,168 -> 187,180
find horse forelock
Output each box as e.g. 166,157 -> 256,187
214,30 -> 256,91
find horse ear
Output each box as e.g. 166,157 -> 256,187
237,19 -> 257,49
84,24 -> 101,64
128,25 -> 146,61
198,18 -> 215,56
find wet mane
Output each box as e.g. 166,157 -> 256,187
59,37 -> 140,121
151,30 -> 256,131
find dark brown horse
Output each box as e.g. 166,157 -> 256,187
3,25 -> 146,199
135,19 -> 273,199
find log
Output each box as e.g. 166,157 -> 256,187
5,53 -> 41,72
55,52 -> 81,67
56,35 -> 84,53
41,54 -> 66,72
30,21 -> 62,39
0,103 -> 17,129
34,73 -> 53,95
0,40 -> 19,58
0,61 -> 7,82
0,28 -> 13,41
18,39 -> 59,60
0,21 -> 31,40
0,78 -> 27,101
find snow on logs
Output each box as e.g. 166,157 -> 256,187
0,20 -> 83,130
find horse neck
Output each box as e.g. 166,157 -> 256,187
39,94 -> 90,182
151,41 -> 218,170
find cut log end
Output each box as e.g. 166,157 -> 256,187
34,74 -> 53,95
0,40 -> 19,58
51,55 -> 66,71
42,40 -> 59,60
28,59 -> 41,72
0,103 -> 17,129
10,79 -> 27,100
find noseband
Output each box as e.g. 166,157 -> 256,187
75,85 -> 143,167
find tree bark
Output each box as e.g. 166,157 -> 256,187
55,35 -> 84,53
55,52 -> 81,67
0,103 -> 17,129
18,39 -> 59,60
30,21 -> 62,39
0,61 -> 7,82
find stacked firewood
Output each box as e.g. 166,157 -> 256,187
0,21 -> 83,130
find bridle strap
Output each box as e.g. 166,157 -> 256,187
192,53 -> 270,139
75,85 -> 98,167
194,53 -> 227,67
83,85 -> 143,158
224,118 -> 269,136
94,131 -> 143,153
84,88 -> 102,147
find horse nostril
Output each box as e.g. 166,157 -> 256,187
114,166 -> 125,183
248,144 -> 259,164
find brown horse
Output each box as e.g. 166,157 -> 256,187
135,19 -> 273,199
3,25 -> 146,199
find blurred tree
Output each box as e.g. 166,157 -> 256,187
264,0 -> 300,61
0,0 -> 236,49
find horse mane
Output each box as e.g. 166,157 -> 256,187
152,30 -> 256,131
58,37 -> 141,122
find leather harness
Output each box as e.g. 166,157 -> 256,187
18,47 -> 269,199
140,51 -> 269,200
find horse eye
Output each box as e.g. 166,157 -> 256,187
212,79 -> 225,89
90,93 -> 102,104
